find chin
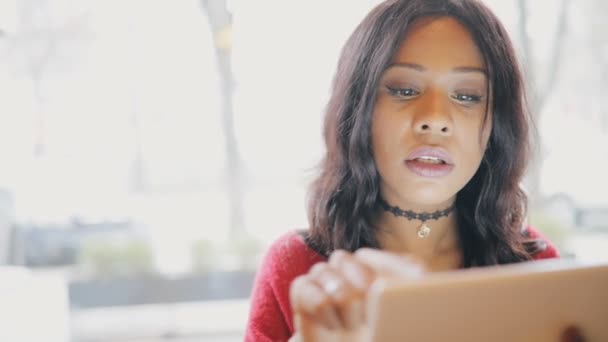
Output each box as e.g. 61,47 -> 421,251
401,186 -> 454,208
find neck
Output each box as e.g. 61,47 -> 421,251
375,198 -> 461,268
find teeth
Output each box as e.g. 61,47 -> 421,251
416,157 -> 444,164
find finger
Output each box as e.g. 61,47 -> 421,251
307,263 -> 345,329
308,261 -> 331,277
314,256 -> 368,329
313,259 -> 350,299
354,248 -> 425,278
327,251 -> 372,327
290,274 -> 342,330
289,263 -> 342,330
310,265 -> 356,330
296,312 -> 341,342
319,275 -> 362,330
339,261 -> 374,326
340,296 -> 365,329
329,250 -> 375,290
310,261 -> 352,297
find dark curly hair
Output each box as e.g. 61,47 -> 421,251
304,0 -> 545,267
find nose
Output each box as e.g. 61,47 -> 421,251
412,89 -> 453,136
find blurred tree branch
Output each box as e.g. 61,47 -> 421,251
517,0 -> 570,208
1,0 -> 92,156
518,0 -> 570,113
200,0 -> 245,239
588,0 -> 608,132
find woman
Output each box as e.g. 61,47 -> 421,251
245,0 -> 558,340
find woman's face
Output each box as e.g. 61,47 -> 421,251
372,16 -> 492,210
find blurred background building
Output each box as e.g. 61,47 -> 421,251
0,0 -> 607,340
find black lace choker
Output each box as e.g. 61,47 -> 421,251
379,198 -> 455,239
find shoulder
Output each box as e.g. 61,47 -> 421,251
245,230 -> 326,340
255,231 -> 327,304
261,230 -> 327,281
523,225 -> 560,260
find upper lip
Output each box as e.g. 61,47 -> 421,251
406,146 -> 454,165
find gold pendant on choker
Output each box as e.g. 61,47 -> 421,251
417,222 -> 431,239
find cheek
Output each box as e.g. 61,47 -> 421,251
371,117 -> 389,175
457,119 -> 491,175
371,109 -> 406,166
481,118 -> 492,149
465,124 -> 491,174
371,109 -> 388,154
469,113 -> 492,154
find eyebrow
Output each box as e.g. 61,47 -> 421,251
388,62 -> 488,76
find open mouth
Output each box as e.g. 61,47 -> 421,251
405,146 -> 454,177
405,156 -> 454,178
412,156 -> 447,165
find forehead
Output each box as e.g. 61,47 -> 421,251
392,16 -> 485,70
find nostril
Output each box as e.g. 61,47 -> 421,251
421,124 -> 430,130
441,127 -> 449,133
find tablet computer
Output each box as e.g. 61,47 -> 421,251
296,259 -> 608,342
366,259 -> 608,342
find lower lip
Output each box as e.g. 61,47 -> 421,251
405,160 -> 454,178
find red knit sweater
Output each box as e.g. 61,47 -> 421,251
244,227 -> 559,342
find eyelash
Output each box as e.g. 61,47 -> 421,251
387,86 -> 419,98
451,93 -> 484,104
386,86 -> 484,104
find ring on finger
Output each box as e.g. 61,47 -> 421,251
323,278 -> 343,295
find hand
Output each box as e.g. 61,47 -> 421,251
289,248 -> 425,340
288,332 -> 301,342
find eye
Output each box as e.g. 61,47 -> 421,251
387,86 -> 420,99
451,93 -> 483,104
